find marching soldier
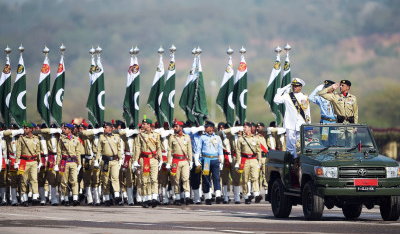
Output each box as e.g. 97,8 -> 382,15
256,122 -> 269,200
14,123 -> 41,206
0,123 -> 8,205
96,122 -> 123,206
166,120 -> 192,205
57,123 -> 83,206
133,118 -> 162,208
194,120 -> 224,205
234,122 -> 262,204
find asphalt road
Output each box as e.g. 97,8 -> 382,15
0,201 -> 399,234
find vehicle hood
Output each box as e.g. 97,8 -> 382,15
306,153 -> 399,167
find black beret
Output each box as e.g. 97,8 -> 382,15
104,122 -> 113,127
204,120 -> 215,128
340,80 -> 351,86
324,80 -> 335,88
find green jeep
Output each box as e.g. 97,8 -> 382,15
265,123 -> 400,221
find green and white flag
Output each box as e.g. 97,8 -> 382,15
179,56 -> 196,124
263,53 -> 282,126
233,54 -> 247,124
0,54 -> 12,128
216,56 -> 235,127
160,53 -> 176,126
279,52 -> 291,119
86,55 -> 105,126
9,54 -> 27,128
123,55 -> 140,127
37,55 -> 51,127
191,54 -> 208,125
49,53 -> 65,127
147,53 -> 165,125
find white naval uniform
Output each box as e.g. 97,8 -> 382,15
273,84 -> 311,158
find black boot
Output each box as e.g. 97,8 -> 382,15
205,199 -> 212,205
216,197 -> 223,204
151,199 -> 158,208
73,200 -> 79,206
245,199 -> 251,204
255,195 -> 262,203
64,201 -> 70,206
173,200 -> 181,206
185,198 -> 190,205
142,201 -> 149,208
105,200 -> 110,207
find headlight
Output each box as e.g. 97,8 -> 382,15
314,166 -> 338,178
386,167 -> 400,178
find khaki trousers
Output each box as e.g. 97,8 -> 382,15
83,158 -> 100,188
139,157 -> 158,196
259,157 -> 268,189
61,162 -> 78,196
101,160 -> 120,195
20,161 -> 38,195
241,158 -> 259,195
172,160 -> 190,194
120,160 -> 134,192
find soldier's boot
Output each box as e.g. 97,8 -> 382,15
11,188 -> 18,206
174,194 -> 181,206
72,195 -> 79,206
92,187 -> 100,206
205,192 -> 212,205
32,193 -> 40,206
244,194 -> 251,205
51,187 -> 58,206
127,187 -> 134,206
223,185 -> 229,204
247,182 -> 254,201
104,195 -> 110,207
161,187 -> 169,205
233,186 -> 241,204
254,191 -> 262,203
21,194 -> 29,207
79,188 -> 85,202
114,191 -> 122,205
39,187 -> 46,205
64,195 -> 70,206
85,187 -> 93,205
142,196 -> 149,208
215,190 -> 223,204
122,191 -> 128,205
135,190 -> 142,206
28,192 -> 33,205
0,188 -> 7,206
193,189 -> 201,204
184,192 -> 191,205
265,187 -> 269,201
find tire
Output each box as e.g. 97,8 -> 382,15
270,179 -> 292,218
302,181 -> 324,220
380,196 -> 400,221
342,204 -> 362,220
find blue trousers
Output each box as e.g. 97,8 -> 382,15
201,159 -> 221,193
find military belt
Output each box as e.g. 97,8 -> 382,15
202,155 -> 218,158
173,154 -> 185,160
321,116 -> 336,122
241,153 -> 256,159
102,155 -> 118,161
62,155 -> 77,163
21,155 -> 38,161
337,115 -> 354,123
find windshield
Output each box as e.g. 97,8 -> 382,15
303,125 -> 376,151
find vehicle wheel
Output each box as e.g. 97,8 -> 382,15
342,204 -> 362,220
302,181 -> 324,220
380,196 -> 400,221
270,179 -> 292,218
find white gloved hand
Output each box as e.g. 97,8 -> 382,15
93,160 -> 99,168
77,165 -> 82,172
194,154 -> 201,167
166,163 -> 171,170
50,128 -> 62,134
126,129 -> 139,137
219,154 -> 224,165
234,163 -> 239,171
4,159 -> 9,165
161,130 -> 174,138
132,161 -> 140,169
54,164 -> 59,172
119,159 -> 123,168
257,164 -> 261,169
37,162 -> 42,171
14,162 -> 19,170
228,154 -> 232,163
94,128 -> 104,134
188,161 -> 193,170
131,163 -> 136,172
231,126 -> 244,134
219,163 -> 223,171
316,84 -> 324,91
158,161 -> 163,171
12,129 -> 24,137
284,83 -> 292,91
192,126 -> 205,134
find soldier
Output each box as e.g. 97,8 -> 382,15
57,123 -> 83,206
274,78 -> 311,159
234,122 -> 262,204
96,122 -> 123,206
309,80 -> 336,123
194,120 -> 224,205
318,80 -> 358,124
14,123 -> 41,206
133,118 -> 162,208
166,120 -> 192,205
256,122 -> 269,200
0,123 -> 8,205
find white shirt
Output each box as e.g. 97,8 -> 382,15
274,85 -> 311,131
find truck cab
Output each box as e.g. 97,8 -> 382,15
265,123 -> 400,220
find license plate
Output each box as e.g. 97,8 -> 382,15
354,178 -> 378,186
356,186 -> 376,192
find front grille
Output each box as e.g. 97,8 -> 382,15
339,166 -> 386,178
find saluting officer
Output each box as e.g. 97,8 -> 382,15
309,80 -> 336,123
14,123 -> 41,206
57,123 -> 83,206
166,120 -> 192,205
235,122 -> 262,204
96,122 -> 123,206
133,118 -> 162,208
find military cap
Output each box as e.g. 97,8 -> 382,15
129,123 -> 136,130
323,80 -> 335,88
257,122 -> 265,127
291,77 -> 305,87
142,118 -> 152,124
103,122 -> 113,127
204,120 -> 215,128
173,119 -> 184,127
304,126 -> 313,131
217,122 -> 225,130
24,123 -> 35,128
65,123 -> 74,129
243,122 -> 252,127
340,80 -> 351,86
50,123 -> 58,128
40,123 -> 47,128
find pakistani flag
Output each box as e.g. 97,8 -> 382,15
179,56 -> 196,124
233,54 -> 247,124
86,55 -> 105,126
37,55 -> 51,126
263,53 -> 282,126
278,52 -> 291,119
123,55 -> 140,127
9,54 -> 27,128
216,56 -> 235,127
49,53 -> 65,127
191,54 -> 208,125
0,54 -> 12,128
160,53 -> 176,126
147,53 -> 165,125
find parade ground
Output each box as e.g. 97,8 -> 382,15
1,201 -> 399,234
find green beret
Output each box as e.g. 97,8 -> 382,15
142,118 -> 153,124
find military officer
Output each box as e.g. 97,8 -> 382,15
274,78 -> 311,158
133,118 -> 162,208
14,123 -> 41,206
318,79 -> 358,124
256,122 -> 269,200
96,122 -> 123,206
57,123 -> 83,206
166,120 -> 192,205
309,80 -> 336,123
194,120 -> 224,205
234,122 -> 262,204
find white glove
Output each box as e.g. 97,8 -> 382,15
257,164 -> 261,169
12,129 -> 24,137
50,128 -> 62,134
158,161 -> 163,171
283,83 -> 292,91
219,163 -> 223,171
131,163 -> 136,172
219,154 -> 224,164
37,162 -> 42,171
119,159 -> 123,168
194,154 -> 201,167
230,126 -> 243,134
166,163 -> 171,170
14,162 -> 19,170
192,126 -> 205,134
153,128 -> 162,133
54,164 -> 59,172
189,161 -> 193,170
161,130 -> 174,138
4,158 -> 9,165
94,128 -> 104,134
234,163 -> 239,171
132,161 -> 140,168
228,154 -> 232,163
316,84 -> 324,91
77,165 -> 82,172
93,160 -> 99,168
126,129 -> 139,137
